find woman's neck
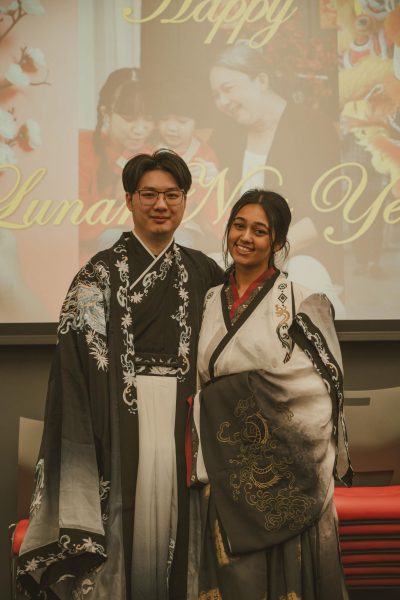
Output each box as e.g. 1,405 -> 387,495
234,265 -> 268,297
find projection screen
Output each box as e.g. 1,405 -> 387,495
0,0 -> 399,331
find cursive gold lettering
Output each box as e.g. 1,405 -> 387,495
3,164 -> 397,242
183,163 -> 283,224
204,0 -> 248,44
83,199 -> 125,225
246,0 -> 297,48
122,0 -> 173,24
22,199 -> 82,226
312,162 -> 399,244
123,0 -> 297,48
0,165 -> 47,229
383,197 -> 400,224
164,0 -> 217,23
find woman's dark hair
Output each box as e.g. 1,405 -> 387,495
122,148 -> 192,195
93,68 -> 150,192
223,189 -> 291,268
213,40 -> 288,95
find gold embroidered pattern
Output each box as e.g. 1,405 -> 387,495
217,393 -> 316,532
275,282 -> 293,362
199,589 -> 222,600
279,593 -> 301,600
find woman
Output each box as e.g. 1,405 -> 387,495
186,189 -> 352,599
79,68 -> 155,260
209,42 -> 345,314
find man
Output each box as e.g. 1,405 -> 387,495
17,150 -> 223,599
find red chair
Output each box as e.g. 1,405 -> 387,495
11,518 -> 29,556
9,519 -> 29,599
334,486 -> 400,590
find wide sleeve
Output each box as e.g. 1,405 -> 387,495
288,292 -> 353,486
17,259 -> 112,598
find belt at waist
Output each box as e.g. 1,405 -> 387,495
135,352 -> 179,377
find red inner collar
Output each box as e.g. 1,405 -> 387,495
229,267 -> 276,320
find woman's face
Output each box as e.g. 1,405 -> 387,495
108,112 -> 154,152
158,115 -> 196,153
227,203 -> 273,271
210,66 -> 267,126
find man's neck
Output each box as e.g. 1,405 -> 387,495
132,230 -> 173,257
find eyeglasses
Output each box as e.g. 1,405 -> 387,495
135,189 -> 186,206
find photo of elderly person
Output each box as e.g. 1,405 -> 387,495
79,68 -> 155,261
209,42 -> 345,315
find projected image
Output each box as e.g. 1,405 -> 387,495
119,1 -> 347,315
338,0 -> 400,317
204,27 -> 345,315
151,77 -> 223,256
79,68 -> 155,263
0,0 -> 78,323
1,0 -> 399,323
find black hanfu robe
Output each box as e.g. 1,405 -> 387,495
187,271 -> 352,600
16,231 -> 222,600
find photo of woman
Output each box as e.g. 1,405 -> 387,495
208,41 -> 345,314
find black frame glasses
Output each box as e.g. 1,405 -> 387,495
135,189 -> 186,206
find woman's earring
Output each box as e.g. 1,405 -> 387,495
102,114 -> 110,134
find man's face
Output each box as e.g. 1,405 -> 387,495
125,169 -> 186,251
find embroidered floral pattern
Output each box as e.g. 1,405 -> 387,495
58,260 -> 110,372
115,240 -> 191,413
171,246 -> 191,378
135,353 -> 178,376
30,458 -> 44,517
114,243 -> 136,412
17,533 -> 106,578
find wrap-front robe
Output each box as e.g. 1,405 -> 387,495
187,271 -> 352,600
16,232 -> 222,600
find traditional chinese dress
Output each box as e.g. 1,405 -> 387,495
187,269 -> 352,600
17,231 -> 222,600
